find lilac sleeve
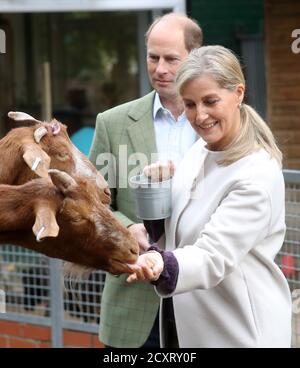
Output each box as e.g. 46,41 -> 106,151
148,244 -> 179,294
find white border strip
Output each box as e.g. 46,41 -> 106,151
0,0 -> 186,13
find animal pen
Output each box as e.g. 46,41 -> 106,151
0,169 -> 300,348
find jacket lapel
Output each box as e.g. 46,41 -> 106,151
167,140 -> 208,249
126,91 -> 156,162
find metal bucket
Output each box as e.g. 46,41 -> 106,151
130,174 -> 172,220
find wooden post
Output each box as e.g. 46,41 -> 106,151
42,61 -> 52,121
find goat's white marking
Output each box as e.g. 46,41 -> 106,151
92,214 -> 106,236
73,148 -> 94,178
96,174 -> 106,189
31,157 -> 41,171
93,212 -> 123,242
72,147 -> 106,190
36,226 -> 45,242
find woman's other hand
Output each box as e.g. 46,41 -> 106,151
126,251 -> 164,283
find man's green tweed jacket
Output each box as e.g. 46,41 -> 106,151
89,91 -> 160,347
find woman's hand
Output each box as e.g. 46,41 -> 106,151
126,251 -> 164,283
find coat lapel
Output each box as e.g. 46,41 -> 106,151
167,140 -> 208,250
126,91 -> 157,169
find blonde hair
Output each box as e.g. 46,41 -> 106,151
176,46 -> 282,167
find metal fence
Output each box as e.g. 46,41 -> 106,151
276,170 -> 300,348
0,169 -> 300,347
0,248 -> 105,347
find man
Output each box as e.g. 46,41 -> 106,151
89,13 -> 202,348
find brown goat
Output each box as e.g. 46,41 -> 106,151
0,169 -> 138,275
1,111 -> 110,205
0,111 -> 139,275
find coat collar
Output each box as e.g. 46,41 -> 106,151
127,91 -> 157,158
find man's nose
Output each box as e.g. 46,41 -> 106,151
156,59 -> 168,74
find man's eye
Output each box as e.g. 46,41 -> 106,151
148,55 -> 158,61
167,58 -> 178,63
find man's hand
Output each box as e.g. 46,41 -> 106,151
143,160 -> 175,182
126,251 -> 164,283
128,223 -> 150,254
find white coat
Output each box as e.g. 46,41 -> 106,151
156,139 -> 292,348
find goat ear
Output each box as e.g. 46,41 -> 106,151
8,111 -> 42,124
23,144 -> 51,178
48,169 -> 77,194
33,205 -> 59,241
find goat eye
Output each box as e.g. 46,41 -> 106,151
71,217 -> 85,223
56,152 -> 70,161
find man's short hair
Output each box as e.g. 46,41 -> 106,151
145,13 -> 203,52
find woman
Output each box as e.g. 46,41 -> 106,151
127,46 -> 292,348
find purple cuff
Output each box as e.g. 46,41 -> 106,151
148,244 -> 179,294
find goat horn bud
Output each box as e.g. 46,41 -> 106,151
34,126 -> 48,143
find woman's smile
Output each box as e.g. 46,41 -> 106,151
199,120 -> 218,130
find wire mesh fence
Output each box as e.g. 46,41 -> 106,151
0,247 -> 50,317
276,170 -> 300,348
0,170 -> 300,347
0,245 -> 105,346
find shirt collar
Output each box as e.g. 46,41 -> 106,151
153,92 -> 164,119
152,92 -> 187,122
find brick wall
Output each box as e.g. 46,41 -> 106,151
0,320 -> 104,348
265,0 -> 300,169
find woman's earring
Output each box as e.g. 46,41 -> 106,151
238,102 -> 242,109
